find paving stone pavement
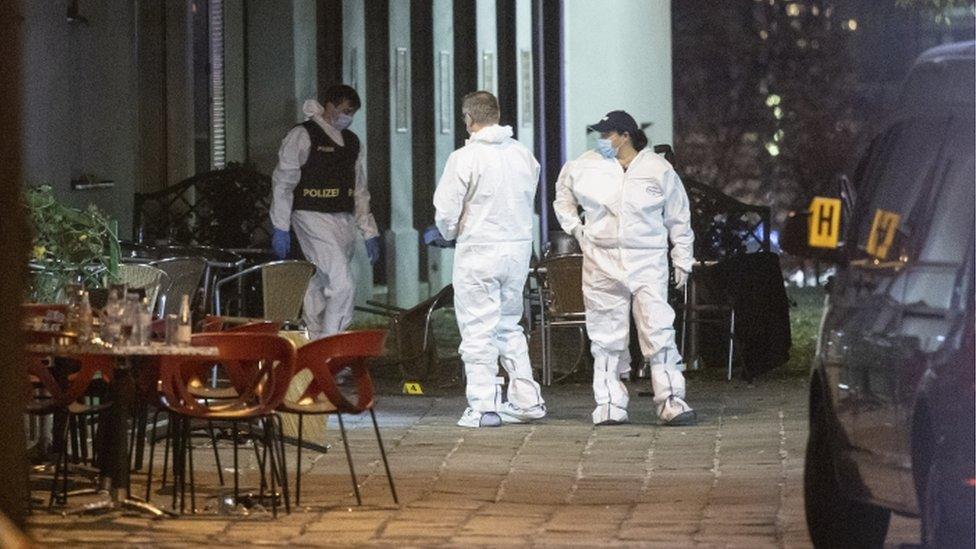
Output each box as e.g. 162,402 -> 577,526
27,378 -> 920,547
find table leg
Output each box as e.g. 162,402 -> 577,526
70,356 -> 175,518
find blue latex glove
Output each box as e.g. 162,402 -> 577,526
423,224 -> 456,248
423,225 -> 444,245
365,236 -> 381,265
271,229 -> 290,259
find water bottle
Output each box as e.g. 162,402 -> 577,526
176,294 -> 192,345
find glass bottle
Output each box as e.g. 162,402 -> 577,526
176,294 -> 192,345
102,289 -> 123,344
136,297 -> 152,345
78,290 -> 93,343
122,292 -> 140,343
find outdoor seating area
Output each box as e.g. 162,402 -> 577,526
4,1 -> 970,546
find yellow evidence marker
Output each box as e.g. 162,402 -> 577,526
865,209 -> 901,260
807,197 -> 842,249
402,381 -> 424,395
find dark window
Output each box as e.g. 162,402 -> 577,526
850,116 -> 951,262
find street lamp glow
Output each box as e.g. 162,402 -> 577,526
844,18 -> 858,31
773,106 -> 784,119
787,3 -> 801,17
765,94 -> 782,107
765,142 -> 781,156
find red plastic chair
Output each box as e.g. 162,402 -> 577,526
278,330 -> 395,507
151,333 -> 295,516
200,315 -> 284,334
24,333 -> 113,507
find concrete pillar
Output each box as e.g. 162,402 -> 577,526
385,0 -> 420,307
562,0 -> 673,159
427,0 -> 456,293
476,0 -> 498,94
342,0 -> 376,307
515,0 -> 542,256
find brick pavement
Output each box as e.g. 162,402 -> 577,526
27,378 -> 919,547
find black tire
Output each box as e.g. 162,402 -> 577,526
804,387 -> 890,548
922,457 -> 975,548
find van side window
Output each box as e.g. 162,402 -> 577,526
916,117 -> 976,266
850,117 -> 951,262
894,117 -> 975,353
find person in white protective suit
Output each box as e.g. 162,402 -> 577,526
269,85 -> 382,340
431,91 -> 546,428
553,110 -> 697,426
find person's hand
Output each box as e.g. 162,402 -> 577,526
423,225 -> 455,248
365,236 -> 381,265
423,225 -> 444,246
271,229 -> 290,259
673,267 -> 690,290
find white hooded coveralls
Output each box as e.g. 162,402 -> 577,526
553,148 -> 694,422
270,100 -> 379,339
433,124 -> 545,414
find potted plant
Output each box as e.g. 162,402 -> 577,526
25,185 -> 120,302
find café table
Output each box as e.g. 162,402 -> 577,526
26,341 -> 218,518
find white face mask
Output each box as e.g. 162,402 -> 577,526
332,112 -> 353,131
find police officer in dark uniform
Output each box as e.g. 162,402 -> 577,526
269,85 -> 381,340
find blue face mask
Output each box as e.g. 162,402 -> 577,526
596,138 -> 617,159
333,113 -> 354,131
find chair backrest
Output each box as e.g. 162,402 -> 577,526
292,330 -> 387,413
118,264 -> 167,316
150,256 -> 207,317
24,338 -> 114,410
159,333 -> 295,418
542,255 -> 585,317
200,314 -> 283,333
259,260 -> 315,322
392,284 -> 454,362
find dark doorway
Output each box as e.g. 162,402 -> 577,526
365,0 -> 391,283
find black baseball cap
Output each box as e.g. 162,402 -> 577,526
588,110 -> 639,135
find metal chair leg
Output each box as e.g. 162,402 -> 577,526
145,408 -> 161,502
369,408 -> 398,504
295,414 -> 303,507
161,413 -> 171,490
727,308 -> 736,381
207,420 -> 224,486
272,414 -> 290,514
263,418 -> 278,519
232,421 -> 240,506
187,418 -> 196,513
336,414 -> 362,506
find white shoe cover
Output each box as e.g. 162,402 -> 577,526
497,402 -> 547,424
657,396 -> 697,426
457,408 -> 503,428
592,403 -> 629,425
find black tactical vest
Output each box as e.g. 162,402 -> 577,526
292,120 -> 360,214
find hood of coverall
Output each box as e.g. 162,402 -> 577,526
466,124 -> 514,145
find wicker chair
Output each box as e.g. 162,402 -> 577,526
533,254 -> 588,386
117,264 -> 167,317
212,260 -> 315,323
150,257 -> 207,317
